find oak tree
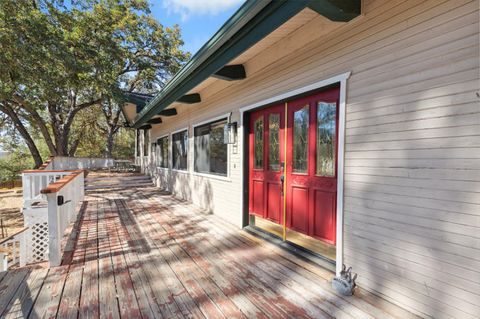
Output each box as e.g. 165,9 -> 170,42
0,0 -> 189,167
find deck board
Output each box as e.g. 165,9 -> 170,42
0,172 -> 420,319
97,199 -> 121,319
0,269 -> 30,316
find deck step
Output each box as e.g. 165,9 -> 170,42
85,182 -> 154,190
84,174 -> 154,191
85,175 -> 149,182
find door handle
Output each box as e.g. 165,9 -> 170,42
280,175 -> 284,196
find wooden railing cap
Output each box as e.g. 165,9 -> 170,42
39,170 -> 85,194
22,169 -> 78,174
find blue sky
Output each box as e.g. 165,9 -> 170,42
150,0 -> 245,55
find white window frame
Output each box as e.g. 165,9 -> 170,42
170,127 -> 189,173
156,133 -> 170,170
239,71 -> 351,276
192,113 -> 231,181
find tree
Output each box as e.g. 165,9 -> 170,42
98,99 -> 122,158
0,0 -> 189,167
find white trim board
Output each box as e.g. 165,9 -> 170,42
239,71 -> 351,276
192,112 -> 230,128
170,126 -> 189,135
156,133 -> 169,140
239,72 -> 351,113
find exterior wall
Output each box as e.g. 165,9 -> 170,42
137,0 -> 480,318
146,113 -> 243,226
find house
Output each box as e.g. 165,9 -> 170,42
124,1 -> 480,318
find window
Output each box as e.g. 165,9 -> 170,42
253,117 -> 264,169
293,106 -> 309,173
157,136 -> 169,168
268,114 -> 280,171
136,130 -> 141,157
194,119 -> 228,176
172,130 -> 188,170
316,102 -> 336,176
143,129 -> 149,156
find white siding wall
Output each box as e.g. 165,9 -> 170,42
147,111 -> 243,226
140,0 -> 480,318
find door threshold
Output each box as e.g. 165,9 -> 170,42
243,225 -> 336,273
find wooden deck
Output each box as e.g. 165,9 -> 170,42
0,173 -> 419,319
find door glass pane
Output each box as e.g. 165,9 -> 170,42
316,102 -> 336,176
268,114 -> 280,171
293,106 -> 309,173
254,117 -> 263,169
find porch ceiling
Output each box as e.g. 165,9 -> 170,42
132,0 -> 361,128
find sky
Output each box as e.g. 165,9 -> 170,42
151,0 -> 245,55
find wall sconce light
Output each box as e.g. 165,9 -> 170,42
224,122 -> 237,144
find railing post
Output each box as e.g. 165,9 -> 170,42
22,173 -> 30,206
0,253 -> 7,271
46,193 -> 61,267
79,171 -> 85,202
19,231 -> 26,267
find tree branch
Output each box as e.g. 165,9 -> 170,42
0,102 -> 43,168
12,94 -> 57,155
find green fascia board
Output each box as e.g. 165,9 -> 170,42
132,0 -> 360,128
121,92 -> 153,113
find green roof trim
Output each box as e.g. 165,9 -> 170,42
132,0 -> 360,128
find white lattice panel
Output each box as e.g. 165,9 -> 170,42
30,222 -> 49,262
23,207 -> 49,264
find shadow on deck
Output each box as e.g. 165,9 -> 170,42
0,172 -> 419,319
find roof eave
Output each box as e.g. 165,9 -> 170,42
132,0 -> 361,129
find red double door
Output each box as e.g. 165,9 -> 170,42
249,87 -> 339,245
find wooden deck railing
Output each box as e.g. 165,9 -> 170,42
19,156 -> 115,268
42,156 -> 115,170
21,168 -> 85,267
22,170 -> 72,208
0,227 -> 28,271
40,170 -> 85,267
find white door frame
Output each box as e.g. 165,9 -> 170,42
239,71 -> 351,276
